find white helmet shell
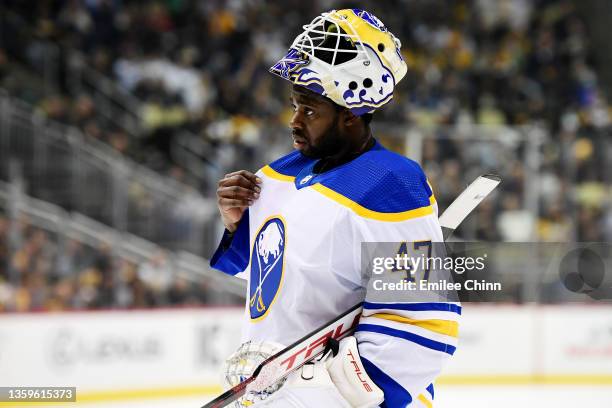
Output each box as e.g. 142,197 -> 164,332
270,9 -> 407,115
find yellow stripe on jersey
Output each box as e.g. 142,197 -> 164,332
261,165 -> 296,182
418,393 -> 433,408
427,179 -> 437,205
370,313 -> 459,338
311,183 -> 434,222
260,165 -> 435,222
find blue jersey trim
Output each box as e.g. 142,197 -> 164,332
357,324 -> 457,355
210,210 -> 250,276
266,141 -> 432,214
361,356 -> 412,408
426,383 -> 435,399
268,149 -> 315,178
363,301 -> 462,315
315,142 -> 431,213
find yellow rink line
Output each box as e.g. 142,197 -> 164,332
437,375 -> 612,386
2,377 -> 612,406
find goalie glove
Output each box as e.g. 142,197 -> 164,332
221,337 -> 383,408
324,336 -> 384,408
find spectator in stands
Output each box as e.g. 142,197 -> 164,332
0,0 -> 610,312
0,215 -> 221,311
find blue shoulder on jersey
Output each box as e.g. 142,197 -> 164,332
266,140 -> 433,214
268,149 -> 316,177
318,142 -> 432,213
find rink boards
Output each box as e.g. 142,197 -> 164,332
1,305 -> 612,403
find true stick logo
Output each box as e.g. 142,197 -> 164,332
280,313 -> 360,371
346,348 -> 374,392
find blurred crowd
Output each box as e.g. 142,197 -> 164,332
0,211 -> 218,312
1,0 -> 610,240
0,0 -> 611,310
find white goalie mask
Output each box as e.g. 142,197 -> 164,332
270,9 -> 408,115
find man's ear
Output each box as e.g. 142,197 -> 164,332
342,108 -> 360,127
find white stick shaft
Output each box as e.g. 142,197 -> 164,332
438,174 -> 501,231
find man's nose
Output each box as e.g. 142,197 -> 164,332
290,110 -> 304,131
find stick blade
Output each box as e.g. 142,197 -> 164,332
438,174 -> 501,234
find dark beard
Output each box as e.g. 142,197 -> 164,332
301,114 -> 344,159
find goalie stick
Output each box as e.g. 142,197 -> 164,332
202,173 -> 501,408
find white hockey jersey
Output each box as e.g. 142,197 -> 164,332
211,140 -> 460,407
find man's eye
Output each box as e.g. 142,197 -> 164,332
305,108 -> 314,116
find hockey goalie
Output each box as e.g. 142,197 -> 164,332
211,9 -> 460,408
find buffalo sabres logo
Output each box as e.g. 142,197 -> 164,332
249,217 -> 286,320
